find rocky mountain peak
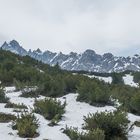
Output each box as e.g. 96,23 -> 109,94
103,53 -> 113,59
35,48 -> 42,54
1,40 -> 27,56
9,40 -> 20,47
1,40 -> 140,73
83,49 -> 96,55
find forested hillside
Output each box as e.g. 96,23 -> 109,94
0,49 -> 140,140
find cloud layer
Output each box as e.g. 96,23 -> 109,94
0,0 -> 140,56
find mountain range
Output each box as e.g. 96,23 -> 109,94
1,40 -> 140,73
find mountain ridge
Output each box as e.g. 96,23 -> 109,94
1,40 -> 140,73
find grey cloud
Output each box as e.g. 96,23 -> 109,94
0,0 -> 140,56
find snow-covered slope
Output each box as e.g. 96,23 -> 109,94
123,74 -> 139,87
0,87 -> 139,140
85,73 -> 139,88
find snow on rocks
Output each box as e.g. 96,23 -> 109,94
0,87 -> 139,140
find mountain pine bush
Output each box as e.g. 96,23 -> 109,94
5,102 -> 27,109
83,109 -> 131,140
130,92 -> 140,115
0,113 -> 16,123
34,98 -> 66,125
63,126 -> 105,140
39,75 -> 66,97
12,112 -> 39,138
77,79 -> 111,106
20,89 -> 39,98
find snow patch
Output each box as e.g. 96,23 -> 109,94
123,74 -> 138,87
85,74 -> 112,84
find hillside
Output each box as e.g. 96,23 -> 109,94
0,50 -> 140,140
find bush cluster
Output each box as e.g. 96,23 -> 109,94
129,92 -> 140,115
77,78 -> 111,106
64,127 -> 105,140
34,98 -> 66,125
38,75 -> 66,97
133,72 -> 140,83
12,112 -> 39,138
111,73 -> 124,84
5,102 -> 27,109
20,90 -> 39,98
0,113 -> 16,123
64,109 -> 131,140
83,110 -> 131,140
111,84 -> 140,115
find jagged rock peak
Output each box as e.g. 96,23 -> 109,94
1,40 -> 27,56
9,40 -> 20,46
1,40 -> 140,73
103,53 -> 113,58
35,48 -> 42,54
1,41 -> 8,47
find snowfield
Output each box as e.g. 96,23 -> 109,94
85,73 -> 139,88
0,87 -> 139,140
123,74 -> 139,87
84,74 -> 112,83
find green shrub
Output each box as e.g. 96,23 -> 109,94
12,112 -> 39,138
130,93 -> 140,115
63,126 -> 105,140
34,98 -> 66,124
0,113 -> 16,122
63,127 -> 80,140
81,129 -> 105,140
39,75 -> 66,97
64,109 -> 131,140
133,72 -> 140,83
77,79 -> 111,106
110,84 -> 139,113
5,102 -> 28,109
0,88 -> 9,103
20,90 -> 39,98
111,73 -> 124,84
83,109 -> 131,140
64,74 -> 79,93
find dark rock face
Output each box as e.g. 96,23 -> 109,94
1,40 -> 140,73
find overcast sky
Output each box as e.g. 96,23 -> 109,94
0,0 -> 140,56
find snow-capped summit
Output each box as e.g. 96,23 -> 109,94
1,40 -> 27,56
1,40 -> 140,73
